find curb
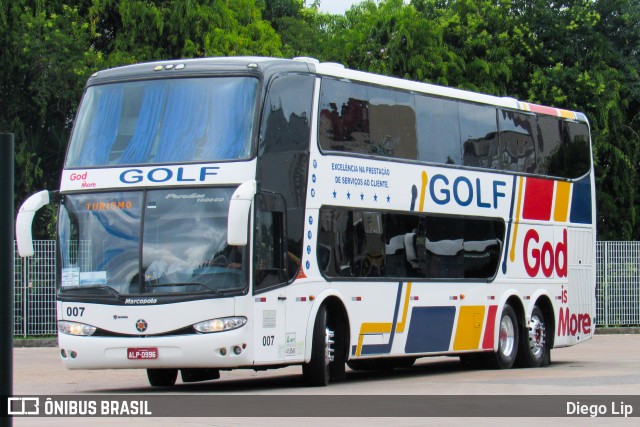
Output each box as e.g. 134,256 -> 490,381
13,338 -> 57,348
595,326 -> 640,335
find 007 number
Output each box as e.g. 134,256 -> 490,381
262,335 -> 274,346
66,307 -> 85,317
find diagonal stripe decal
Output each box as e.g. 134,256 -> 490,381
509,176 -> 524,263
396,282 -> 412,334
353,282 -> 409,356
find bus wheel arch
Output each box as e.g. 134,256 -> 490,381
303,296 -> 349,386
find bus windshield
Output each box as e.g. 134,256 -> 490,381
65,77 -> 258,168
58,187 -> 247,296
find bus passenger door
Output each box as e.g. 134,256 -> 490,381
252,193 -> 288,363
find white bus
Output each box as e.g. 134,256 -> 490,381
16,57 -> 595,386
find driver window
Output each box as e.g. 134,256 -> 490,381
254,193 -> 287,292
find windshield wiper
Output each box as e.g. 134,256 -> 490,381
60,284 -> 121,298
146,282 -> 217,294
145,282 -> 243,296
144,281 -> 208,290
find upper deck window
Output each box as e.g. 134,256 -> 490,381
66,77 -> 258,168
319,79 -> 418,159
319,78 -> 591,179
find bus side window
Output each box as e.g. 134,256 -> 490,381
254,193 -> 288,291
318,79 -> 418,159
258,74 -> 314,283
260,75 -> 314,155
541,120 -> 590,179
460,103 -> 499,170
498,110 -> 537,173
359,212 -> 385,277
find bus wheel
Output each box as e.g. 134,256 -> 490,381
303,305 -> 334,386
517,306 -> 547,368
487,303 -> 519,369
147,368 -> 178,387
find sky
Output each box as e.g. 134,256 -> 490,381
317,0 -> 367,15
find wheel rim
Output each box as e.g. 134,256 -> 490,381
528,314 -> 546,359
324,327 -> 335,364
499,314 -> 515,358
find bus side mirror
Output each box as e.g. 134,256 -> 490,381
16,190 -> 51,257
227,180 -> 257,246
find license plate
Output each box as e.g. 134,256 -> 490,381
127,347 -> 158,360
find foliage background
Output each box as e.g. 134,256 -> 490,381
1,0 -> 638,239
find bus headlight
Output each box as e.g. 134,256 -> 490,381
193,317 -> 247,333
58,321 -> 97,336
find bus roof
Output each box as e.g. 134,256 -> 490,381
88,56 -> 588,123
311,61 -> 589,123
87,56 -> 312,85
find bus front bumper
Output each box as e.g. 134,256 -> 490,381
58,329 -> 252,369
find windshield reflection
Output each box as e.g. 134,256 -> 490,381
141,189 -> 245,294
59,188 -> 246,297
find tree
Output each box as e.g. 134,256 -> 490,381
314,0 -> 526,95
2,0 -> 284,237
311,0 -> 640,239
2,0 -> 640,240
90,0 -> 283,65
516,0 -> 640,239
263,0 -> 324,57
0,1 -> 101,238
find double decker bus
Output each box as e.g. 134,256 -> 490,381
16,57 -> 595,387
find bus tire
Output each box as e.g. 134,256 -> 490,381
517,306 -> 547,368
303,305 -> 333,386
147,368 -> 178,387
487,303 -> 519,369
